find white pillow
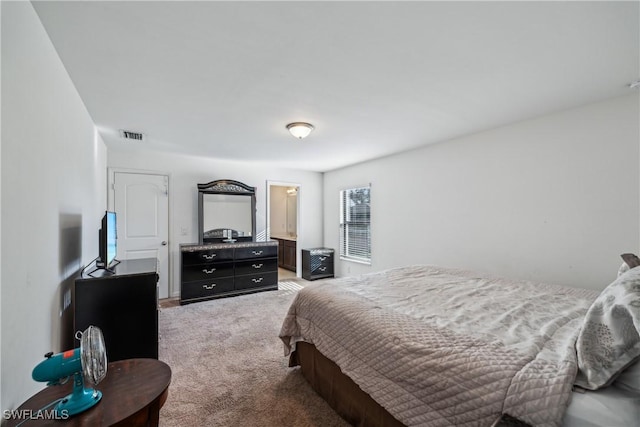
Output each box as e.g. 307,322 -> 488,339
614,359 -> 640,393
575,267 -> 640,390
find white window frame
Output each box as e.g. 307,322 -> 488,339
339,185 -> 371,264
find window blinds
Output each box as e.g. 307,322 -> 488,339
339,186 -> 371,263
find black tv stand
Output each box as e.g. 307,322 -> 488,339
74,258 -> 158,362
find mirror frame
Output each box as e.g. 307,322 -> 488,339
197,179 -> 256,244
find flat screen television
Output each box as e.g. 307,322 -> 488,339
97,211 -> 118,270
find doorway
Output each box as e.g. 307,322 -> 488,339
267,182 -> 300,278
108,169 -> 170,299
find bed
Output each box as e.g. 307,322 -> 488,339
279,265 -> 640,426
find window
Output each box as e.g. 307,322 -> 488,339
339,186 -> 371,264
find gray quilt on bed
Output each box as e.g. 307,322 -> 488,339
279,265 -> 599,427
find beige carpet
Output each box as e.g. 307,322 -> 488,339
158,281 -> 349,427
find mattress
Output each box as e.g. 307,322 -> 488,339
280,265 -> 603,426
562,385 -> 640,427
295,341 -> 640,427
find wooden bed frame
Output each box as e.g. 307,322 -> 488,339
291,341 -> 404,427
291,342 -> 527,427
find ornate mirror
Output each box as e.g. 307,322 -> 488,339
198,180 -> 256,244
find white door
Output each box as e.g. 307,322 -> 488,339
113,172 -> 169,298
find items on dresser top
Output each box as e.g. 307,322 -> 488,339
302,248 -> 334,281
180,241 -> 278,304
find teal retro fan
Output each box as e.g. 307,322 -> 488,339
32,326 -> 108,416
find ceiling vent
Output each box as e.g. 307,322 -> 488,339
119,129 -> 145,141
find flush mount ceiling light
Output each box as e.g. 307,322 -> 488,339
629,80 -> 640,90
286,122 -> 314,139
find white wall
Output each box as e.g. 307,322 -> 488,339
324,94 -> 640,291
107,150 -> 323,295
270,186 -> 288,237
1,1 -> 107,414
0,0 -> 4,416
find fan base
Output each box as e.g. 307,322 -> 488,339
55,388 -> 102,417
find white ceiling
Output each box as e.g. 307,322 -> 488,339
32,1 -> 639,172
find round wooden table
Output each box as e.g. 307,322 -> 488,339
5,358 -> 171,427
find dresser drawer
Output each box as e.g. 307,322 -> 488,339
311,252 -> 332,267
310,261 -> 333,276
182,248 -> 234,265
234,272 -> 278,291
181,277 -> 235,300
235,258 -> 278,276
181,261 -> 234,282
235,245 -> 277,260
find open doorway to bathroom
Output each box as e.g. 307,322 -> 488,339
267,182 -> 300,279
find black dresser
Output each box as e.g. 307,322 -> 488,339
302,248 -> 335,281
75,258 -> 158,362
180,241 -> 278,304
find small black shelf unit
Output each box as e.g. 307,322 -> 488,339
302,248 -> 335,281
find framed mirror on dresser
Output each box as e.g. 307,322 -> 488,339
181,179 -> 278,305
198,179 -> 256,244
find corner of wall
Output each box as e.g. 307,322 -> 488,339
0,0 -> 4,418
1,1 -> 107,414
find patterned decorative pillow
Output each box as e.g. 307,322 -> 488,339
575,266 -> 640,390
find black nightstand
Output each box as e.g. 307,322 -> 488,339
302,248 -> 335,280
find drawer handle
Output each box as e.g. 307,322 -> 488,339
252,250 -> 263,256
202,254 -> 217,260
319,266 -> 327,272
252,277 -> 263,283
202,284 -> 217,290
252,263 -> 263,269
202,268 -> 217,274
319,256 -> 327,261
